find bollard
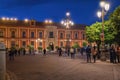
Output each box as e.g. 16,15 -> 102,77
0,42 -> 6,80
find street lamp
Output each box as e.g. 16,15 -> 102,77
61,12 -> 74,49
97,0 -> 110,61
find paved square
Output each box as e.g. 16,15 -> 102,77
7,54 -> 120,80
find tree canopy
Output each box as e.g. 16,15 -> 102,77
86,21 -> 116,44
109,6 -> 120,45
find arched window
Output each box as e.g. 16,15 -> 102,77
22,31 -> 26,38
11,31 -> 15,38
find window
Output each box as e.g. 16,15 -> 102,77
22,41 -> 26,47
31,41 -> 34,46
66,34 -> 70,39
22,31 -> 26,38
74,32 -> 78,39
60,33 -> 63,39
0,31 -> 3,37
11,41 -> 15,47
39,32 -> 43,38
31,32 -> 34,38
49,32 -> 54,38
60,42 -> 63,47
83,34 -> 85,40
11,31 -> 15,38
39,42 -> 42,47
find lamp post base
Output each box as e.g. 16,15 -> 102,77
100,47 -> 106,61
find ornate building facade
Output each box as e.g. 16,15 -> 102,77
0,19 -> 86,50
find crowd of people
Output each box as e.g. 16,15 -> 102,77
6,45 -> 120,63
57,45 -> 120,63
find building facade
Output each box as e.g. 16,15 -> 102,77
0,19 -> 86,50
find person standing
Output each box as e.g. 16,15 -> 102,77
67,48 -> 70,56
86,45 -> 91,63
109,45 -> 116,63
70,47 -> 74,59
58,48 -> 62,56
9,48 -> 15,60
92,46 -> 97,63
43,48 -> 46,56
23,49 -> 26,55
116,46 -> 120,63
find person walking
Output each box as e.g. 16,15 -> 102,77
86,45 -> 91,63
91,46 -> 97,63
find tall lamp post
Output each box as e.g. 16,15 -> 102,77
61,12 -> 74,49
97,0 -> 110,61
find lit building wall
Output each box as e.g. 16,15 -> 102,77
0,20 -> 86,50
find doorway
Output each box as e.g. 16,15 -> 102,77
49,42 -> 54,50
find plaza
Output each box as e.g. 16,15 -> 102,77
0,0 -> 120,80
6,53 -> 120,80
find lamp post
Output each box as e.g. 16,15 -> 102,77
97,0 -> 110,61
61,12 -> 74,49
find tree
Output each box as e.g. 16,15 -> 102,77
38,47 -> 42,51
82,42 -> 87,47
109,6 -> 120,45
86,22 -> 116,51
73,42 -> 80,48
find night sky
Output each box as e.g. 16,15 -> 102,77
0,0 -> 120,25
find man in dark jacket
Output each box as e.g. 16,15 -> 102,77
86,45 -> 91,63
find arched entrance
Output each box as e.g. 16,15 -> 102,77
49,42 -> 54,50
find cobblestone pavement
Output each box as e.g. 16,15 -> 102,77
6,53 -> 120,80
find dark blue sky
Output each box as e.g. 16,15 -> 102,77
0,0 -> 120,25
